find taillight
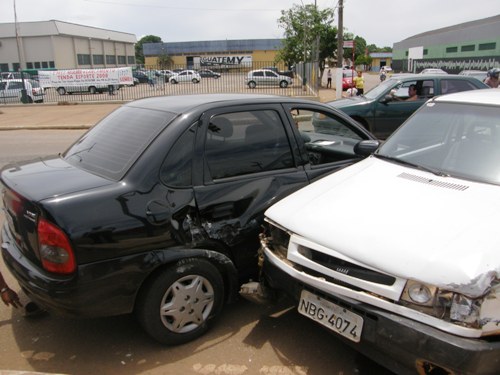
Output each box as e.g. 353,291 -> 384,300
37,218 -> 76,274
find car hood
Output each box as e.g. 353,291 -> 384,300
265,156 -> 500,297
327,96 -> 370,109
1,156 -> 114,202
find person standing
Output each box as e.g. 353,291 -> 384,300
326,69 -> 332,88
353,70 -> 365,95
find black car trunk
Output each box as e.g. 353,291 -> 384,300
1,156 -> 114,265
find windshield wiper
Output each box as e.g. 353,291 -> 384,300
375,154 -> 450,177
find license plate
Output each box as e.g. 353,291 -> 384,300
298,290 -> 363,343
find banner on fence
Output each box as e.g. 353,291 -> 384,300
38,67 -> 134,88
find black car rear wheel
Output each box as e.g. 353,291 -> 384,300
136,258 -> 224,345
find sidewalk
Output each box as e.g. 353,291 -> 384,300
0,89 -> 340,130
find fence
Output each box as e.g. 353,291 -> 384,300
1,62 -> 320,105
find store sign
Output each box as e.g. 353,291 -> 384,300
195,55 -> 252,67
343,40 -> 354,48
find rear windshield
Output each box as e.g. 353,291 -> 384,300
64,106 -> 174,180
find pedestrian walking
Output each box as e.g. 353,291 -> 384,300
353,71 -> 365,96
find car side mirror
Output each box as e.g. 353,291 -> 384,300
354,140 -> 380,157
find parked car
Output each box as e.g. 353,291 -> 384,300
254,89 -> 500,375
157,70 -> 175,82
262,66 -> 294,79
325,74 -> 488,139
169,70 -> 201,84
342,69 -> 355,90
458,69 -> 488,82
419,68 -> 448,75
132,71 -> 149,84
246,69 -> 293,89
0,94 -> 376,345
197,69 -> 221,79
56,84 -> 119,95
0,79 -> 41,103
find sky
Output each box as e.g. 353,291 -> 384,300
1,0 -> 498,47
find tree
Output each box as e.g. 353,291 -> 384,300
276,4 -> 337,75
135,35 -> 162,65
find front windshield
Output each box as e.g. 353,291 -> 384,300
363,78 -> 397,100
378,101 -> 500,185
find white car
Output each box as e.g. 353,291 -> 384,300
246,69 -> 292,89
256,89 -> 500,374
0,79 -> 40,103
169,70 -> 201,84
420,68 -> 448,75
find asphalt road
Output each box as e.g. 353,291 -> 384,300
0,129 -> 393,375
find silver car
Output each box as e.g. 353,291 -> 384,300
0,79 -> 39,103
246,69 -> 292,89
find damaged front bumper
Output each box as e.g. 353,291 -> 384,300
258,243 -> 500,375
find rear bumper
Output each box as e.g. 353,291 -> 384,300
1,223 -> 143,318
262,247 -> 500,375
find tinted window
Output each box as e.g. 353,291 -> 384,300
64,107 -> 173,180
205,111 -> 294,179
161,124 -> 195,187
441,79 -> 479,95
252,71 -> 264,77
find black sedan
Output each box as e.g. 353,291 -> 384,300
1,94 -> 376,345
198,69 -> 221,79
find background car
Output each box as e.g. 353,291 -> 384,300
342,69 -> 355,90
262,66 -> 294,78
197,69 -> 221,79
169,70 -> 201,84
419,68 -> 448,75
0,79 -> 39,103
157,69 -> 175,82
132,70 -> 149,83
325,74 -> 488,139
257,89 -> 500,375
246,69 -> 292,88
1,94 -> 376,346
458,69 -> 488,82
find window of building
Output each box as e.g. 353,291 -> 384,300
461,45 -> 475,52
423,49 -> 428,55
93,55 -> 104,65
77,54 -> 91,65
405,51 -> 408,56
479,42 -> 496,51
0,63 -> 9,72
127,56 -> 135,64
49,61 -> 55,68
34,62 -> 41,69
118,56 -> 126,64
12,63 -> 20,71
446,47 -> 458,53
106,55 -> 116,64
26,62 -> 34,69
42,61 -> 49,68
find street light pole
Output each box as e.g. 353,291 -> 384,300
13,0 -> 29,103
336,0 -> 344,99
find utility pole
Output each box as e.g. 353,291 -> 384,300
13,0 -> 29,103
336,0 -> 344,99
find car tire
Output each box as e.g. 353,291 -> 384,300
192,79 -> 199,83
248,81 -> 256,89
136,257 -> 224,345
279,81 -> 289,88
89,86 -> 97,94
57,87 -> 66,95
171,79 -> 177,84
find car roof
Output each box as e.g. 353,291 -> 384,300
389,74 -> 485,81
124,93 -> 311,114
432,88 -> 500,106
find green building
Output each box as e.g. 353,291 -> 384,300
392,14 -> 500,73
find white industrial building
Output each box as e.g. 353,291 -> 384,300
0,20 -> 137,73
